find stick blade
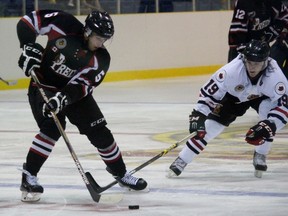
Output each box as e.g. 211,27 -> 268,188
85,172 -> 102,202
85,172 -> 123,204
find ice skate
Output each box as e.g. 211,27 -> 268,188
20,163 -> 43,202
107,167 -> 147,191
167,156 -> 187,178
253,151 -> 267,178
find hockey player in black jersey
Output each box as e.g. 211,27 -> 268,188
228,0 -> 288,78
17,10 -> 147,202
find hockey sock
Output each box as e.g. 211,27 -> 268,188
98,141 -> 126,177
26,133 -> 56,175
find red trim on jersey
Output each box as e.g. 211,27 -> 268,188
275,107 -> 288,117
21,18 -> 37,33
36,10 -> 41,30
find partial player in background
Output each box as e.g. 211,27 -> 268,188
17,9 -> 147,202
228,0 -> 288,78
168,40 -> 288,178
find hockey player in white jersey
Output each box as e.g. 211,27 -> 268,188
169,39 -> 288,178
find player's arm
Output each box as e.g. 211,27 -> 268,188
63,50 -> 110,103
43,49 -> 111,117
190,70 -> 227,138
16,11 -> 45,76
17,10 -> 63,76
246,83 -> 288,145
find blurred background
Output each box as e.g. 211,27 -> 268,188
0,0 -> 238,17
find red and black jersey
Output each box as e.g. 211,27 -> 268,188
17,10 -> 110,103
228,0 -> 288,47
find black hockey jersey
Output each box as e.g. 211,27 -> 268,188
17,10 -> 110,103
228,0 -> 288,47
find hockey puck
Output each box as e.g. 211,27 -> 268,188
128,205 -> 139,210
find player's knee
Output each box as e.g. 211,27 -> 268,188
87,126 -> 114,149
40,118 -> 66,141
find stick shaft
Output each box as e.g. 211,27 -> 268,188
97,132 -> 197,193
30,71 -> 101,202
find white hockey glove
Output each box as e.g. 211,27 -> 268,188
43,92 -> 68,117
18,43 -> 44,77
189,110 -> 206,139
245,120 -> 276,146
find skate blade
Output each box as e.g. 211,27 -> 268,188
166,169 -> 178,178
254,170 -> 263,178
126,187 -> 150,193
21,191 -> 42,202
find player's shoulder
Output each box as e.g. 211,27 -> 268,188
41,10 -> 83,35
38,10 -> 82,27
213,56 -> 245,83
262,59 -> 287,95
234,0 -> 251,9
223,55 -> 245,76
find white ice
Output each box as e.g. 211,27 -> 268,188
0,76 -> 287,216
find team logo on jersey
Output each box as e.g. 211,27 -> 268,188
216,70 -> 226,82
56,38 -> 67,49
275,82 -> 286,95
234,85 -> 244,92
51,53 -> 76,78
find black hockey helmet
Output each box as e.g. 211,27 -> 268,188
84,10 -> 114,39
243,40 -> 270,62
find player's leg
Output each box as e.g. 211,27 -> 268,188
251,97 -> 285,178
65,95 -> 147,191
20,85 -> 65,202
168,119 -> 225,177
169,94 -> 250,177
252,142 -> 272,178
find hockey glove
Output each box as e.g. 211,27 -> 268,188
245,120 -> 276,146
43,92 -> 68,117
189,110 -> 206,139
18,43 -> 44,77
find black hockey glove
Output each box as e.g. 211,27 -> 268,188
189,110 -> 206,139
42,92 -> 68,117
245,120 -> 276,146
18,43 -> 44,77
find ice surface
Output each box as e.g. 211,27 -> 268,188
0,76 -> 287,216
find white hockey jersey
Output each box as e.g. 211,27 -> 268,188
195,54 -> 288,130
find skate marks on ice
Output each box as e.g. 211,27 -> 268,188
1,153 -> 288,216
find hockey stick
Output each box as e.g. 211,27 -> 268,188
0,77 -> 18,86
95,132 -> 197,193
30,71 -> 106,203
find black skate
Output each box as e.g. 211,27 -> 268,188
20,163 -> 43,202
253,151 -> 267,178
106,167 -> 147,191
167,156 -> 187,177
